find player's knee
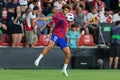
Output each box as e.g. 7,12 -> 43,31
48,45 -> 54,49
66,53 -> 71,58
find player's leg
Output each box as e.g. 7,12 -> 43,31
34,41 -> 55,66
59,38 -> 71,76
109,57 -> 113,68
34,35 -> 58,66
62,46 -> 71,76
114,46 -> 120,69
114,57 -> 119,69
109,45 -> 114,68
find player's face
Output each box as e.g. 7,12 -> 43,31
63,8 -> 70,15
52,7 -> 58,14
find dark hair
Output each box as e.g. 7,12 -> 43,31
33,6 -> 39,10
0,19 -> 5,24
25,7 -> 31,13
71,24 -> 77,28
51,6 -> 57,10
14,6 -> 21,19
33,0 -> 38,3
105,8 -> 111,12
116,20 -> 120,25
62,5 -> 71,10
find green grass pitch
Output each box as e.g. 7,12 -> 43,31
0,69 -> 119,80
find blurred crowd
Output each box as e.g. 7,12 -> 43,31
0,0 -> 120,48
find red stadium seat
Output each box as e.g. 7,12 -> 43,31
39,34 -> 50,46
79,37 -> 84,46
35,36 -> 41,46
0,34 -> 12,46
79,34 -> 96,46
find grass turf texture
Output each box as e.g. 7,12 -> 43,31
0,69 -> 119,80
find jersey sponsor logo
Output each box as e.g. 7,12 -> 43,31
53,36 -> 58,41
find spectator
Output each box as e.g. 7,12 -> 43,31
85,0 -> 94,12
94,0 -> 105,14
23,6 -> 38,48
6,0 -> 20,35
12,6 -> 24,47
36,9 -> 47,38
109,20 -> 120,69
28,0 -> 33,7
19,0 -> 28,13
0,19 -> 7,40
74,7 -> 89,34
87,7 -> 99,43
113,8 -> 120,23
70,0 -> 79,10
75,0 -> 86,10
42,2 -> 53,16
99,8 -> 113,23
54,0 -> 66,11
29,0 -> 41,10
67,24 -> 80,48
2,7 -> 8,21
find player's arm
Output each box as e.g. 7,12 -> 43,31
47,27 -> 53,38
47,20 -> 55,37
36,17 -> 52,21
66,25 -> 69,37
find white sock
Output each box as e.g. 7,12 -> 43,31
36,54 -> 44,63
63,64 -> 68,72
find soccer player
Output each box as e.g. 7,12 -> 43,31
34,5 -> 71,76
